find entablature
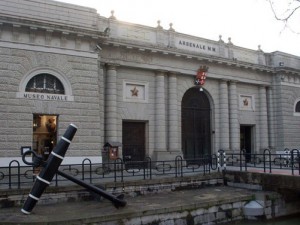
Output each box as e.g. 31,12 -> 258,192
101,40 -> 274,74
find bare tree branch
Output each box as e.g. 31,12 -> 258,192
268,0 -> 300,34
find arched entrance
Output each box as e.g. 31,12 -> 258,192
181,88 -> 211,159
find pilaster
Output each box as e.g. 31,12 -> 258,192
259,86 -> 269,151
105,64 -> 118,142
229,81 -> 240,152
168,73 -> 179,153
99,62 -> 105,146
267,87 -> 275,150
219,80 -> 230,150
154,71 -> 167,159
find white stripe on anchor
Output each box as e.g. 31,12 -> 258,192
29,194 -> 39,201
51,151 -> 64,160
37,175 -> 51,185
61,136 -> 71,143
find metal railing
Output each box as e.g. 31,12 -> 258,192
1,149 -> 299,190
0,155 -> 216,190
224,148 -> 300,175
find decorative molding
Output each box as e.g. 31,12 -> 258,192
0,23 -> 3,39
61,32 -> 69,47
239,94 -> 255,111
29,27 -> 37,43
123,80 -> 148,103
45,29 -> 53,45
75,34 -> 83,49
293,98 -> 300,116
0,41 -> 98,58
18,68 -> 73,96
12,24 -> 20,41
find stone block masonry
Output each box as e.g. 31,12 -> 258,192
0,173 -> 297,224
0,185 -> 254,225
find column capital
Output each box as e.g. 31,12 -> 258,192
258,84 -> 270,89
219,79 -> 229,84
167,71 -> 181,77
105,63 -> 120,70
99,62 -> 106,68
266,86 -> 273,91
155,70 -> 167,76
229,80 -> 238,84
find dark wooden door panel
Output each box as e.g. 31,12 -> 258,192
182,88 -> 211,160
122,122 -> 145,163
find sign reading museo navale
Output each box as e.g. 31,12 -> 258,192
17,92 -> 74,101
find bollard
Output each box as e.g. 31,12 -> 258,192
21,124 -> 77,215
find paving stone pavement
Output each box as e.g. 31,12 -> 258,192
0,186 -> 255,225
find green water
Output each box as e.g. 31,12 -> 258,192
226,215 -> 300,225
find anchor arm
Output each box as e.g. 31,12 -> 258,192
57,170 -> 126,208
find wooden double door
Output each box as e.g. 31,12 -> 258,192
182,88 -> 211,159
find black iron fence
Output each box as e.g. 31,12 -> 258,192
1,149 -> 299,190
0,155 -> 216,190
225,148 -> 300,175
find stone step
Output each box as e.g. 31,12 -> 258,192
0,173 -> 224,209
0,186 -> 254,225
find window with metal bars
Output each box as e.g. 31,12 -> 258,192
25,74 -> 65,94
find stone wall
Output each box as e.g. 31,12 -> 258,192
0,0 -> 98,29
0,46 -> 101,157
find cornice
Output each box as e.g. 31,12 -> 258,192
274,67 -> 300,76
102,40 -> 276,74
0,16 -> 107,41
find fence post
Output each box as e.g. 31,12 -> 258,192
263,149 -> 271,173
218,150 -> 226,172
113,158 -> 123,182
175,155 -> 183,178
82,158 -> 92,183
291,149 -> 300,175
9,160 -> 20,189
240,149 -> 247,171
145,157 -> 152,180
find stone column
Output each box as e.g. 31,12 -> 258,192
219,80 -> 230,150
259,86 -> 269,150
267,87 -> 275,149
105,64 -> 118,142
155,71 -> 167,156
99,62 -> 105,145
168,73 -> 179,153
229,81 -> 240,152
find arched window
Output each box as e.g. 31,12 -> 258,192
25,74 -> 65,94
295,101 -> 300,113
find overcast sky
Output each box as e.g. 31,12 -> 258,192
56,0 -> 300,56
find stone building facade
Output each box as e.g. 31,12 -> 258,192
0,0 -> 299,164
